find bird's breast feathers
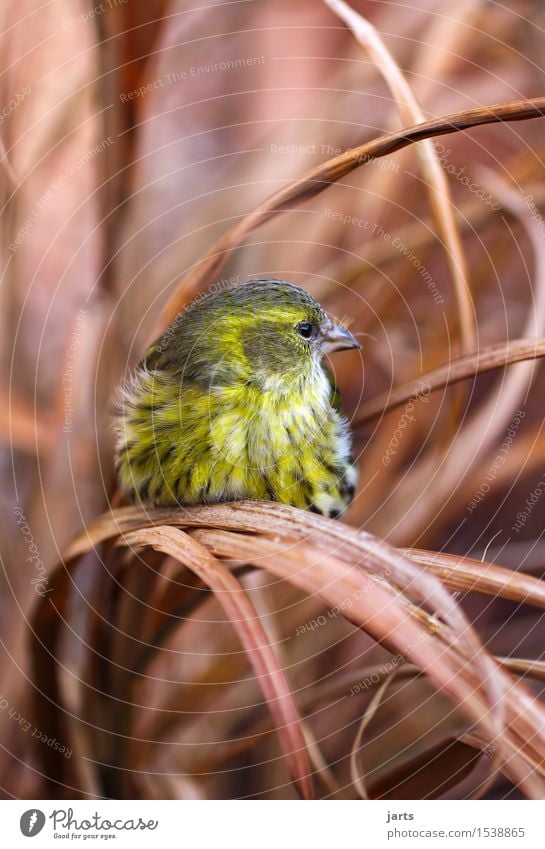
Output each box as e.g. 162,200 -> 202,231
116,363 -> 357,517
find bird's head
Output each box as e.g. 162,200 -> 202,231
146,278 -> 361,389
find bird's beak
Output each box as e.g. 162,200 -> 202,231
322,322 -> 361,354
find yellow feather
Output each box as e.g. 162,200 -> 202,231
115,279 -> 359,516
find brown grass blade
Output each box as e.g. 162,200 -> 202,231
190,527 -> 544,795
160,97 -> 545,326
406,549 -> 545,609
188,529 -> 540,780
323,0 -> 474,350
0,132 -> 19,189
350,669 -> 400,799
30,567 -> 84,795
378,169 -> 545,544
60,501 -> 493,684
120,525 -> 313,799
498,658 -> 545,682
355,337 -> 545,426
58,501 -> 511,697
58,500 -> 540,745
43,501 -> 545,797
455,169 -> 545,438
319,177 -> 545,302
190,653 -> 545,781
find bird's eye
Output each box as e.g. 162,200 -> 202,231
296,321 -> 314,339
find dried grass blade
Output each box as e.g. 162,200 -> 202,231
497,658 -> 545,682
54,502 -> 545,795
121,525 -> 313,799
381,169 -> 545,544
350,669 -> 400,799
160,97 -> 545,325
60,500 -> 509,699
30,567 -> 83,794
355,338 -> 545,426
190,654 -> 545,780
192,527 -> 545,796
433,170 -> 545,473
191,532 -> 503,753
406,549 -> 545,609
322,0 -> 474,349
0,133 -> 18,188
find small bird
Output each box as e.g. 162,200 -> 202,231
115,279 -> 360,517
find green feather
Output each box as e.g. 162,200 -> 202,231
115,279 -> 357,517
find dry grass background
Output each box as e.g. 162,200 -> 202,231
2,0 -> 545,799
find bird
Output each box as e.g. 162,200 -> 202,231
114,278 -> 360,517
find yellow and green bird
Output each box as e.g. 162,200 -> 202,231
115,279 -> 360,517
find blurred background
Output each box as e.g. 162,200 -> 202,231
2,0 -> 545,799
